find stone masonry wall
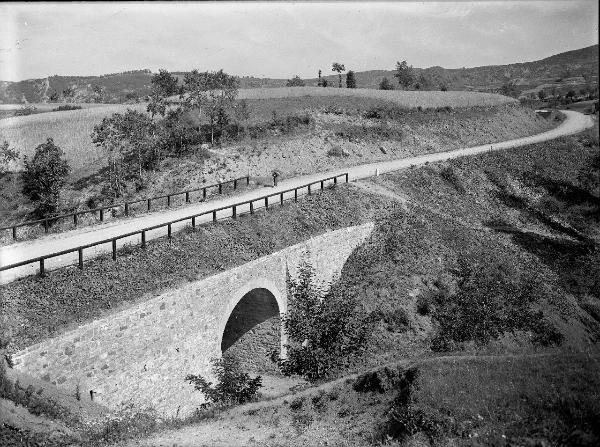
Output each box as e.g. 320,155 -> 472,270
12,223 -> 374,416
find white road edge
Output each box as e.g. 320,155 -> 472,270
0,110 -> 595,284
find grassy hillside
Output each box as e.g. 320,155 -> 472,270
1,125 -> 598,445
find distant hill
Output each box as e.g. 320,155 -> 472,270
0,44 -> 597,104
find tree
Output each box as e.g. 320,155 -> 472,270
440,84 -> 448,92
394,60 -> 414,90
147,69 -> 179,119
346,70 -> 356,88
499,81 -> 518,98
415,73 -> 431,90
91,110 -> 158,197
332,62 -> 346,88
321,79 -> 328,87
318,69 -> 322,86
62,86 -> 75,103
92,85 -> 105,103
286,75 -> 305,87
277,256 -> 374,382
566,90 -> 576,101
21,138 -> 70,218
0,141 -> 19,175
379,77 -> 394,90
182,69 -> 239,145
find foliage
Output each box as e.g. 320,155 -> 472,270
0,140 -> 19,175
332,62 -> 346,88
394,60 -> 414,90
91,109 -> 159,197
430,252 -> 564,351
499,81 -> 519,98
147,69 -> 178,118
185,355 -> 262,406
21,138 -> 70,218
183,69 -> 239,144
379,77 -> 394,90
346,70 -> 356,89
82,401 -> 158,445
53,104 -> 82,112
286,75 -> 306,87
158,106 -> 202,155
277,257 -> 374,382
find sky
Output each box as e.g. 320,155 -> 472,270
0,1 -> 598,82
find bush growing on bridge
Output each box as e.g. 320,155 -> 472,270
276,257 -> 374,382
185,355 -> 262,406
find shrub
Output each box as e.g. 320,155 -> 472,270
430,253 -> 563,351
379,77 -> 394,91
82,401 -> 158,444
21,138 -> 70,218
276,256 -> 374,382
439,166 -> 466,193
53,105 -> 83,112
327,145 -> 348,157
286,75 -> 306,87
13,106 -> 37,116
185,355 -> 262,406
0,140 -> 19,175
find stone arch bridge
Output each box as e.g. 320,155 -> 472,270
13,223 -> 373,416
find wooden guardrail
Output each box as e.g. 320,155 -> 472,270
0,173 -> 349,277
0,175 -> 250,241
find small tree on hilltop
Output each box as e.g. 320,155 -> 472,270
286,75 -> 305,87
379,77 -> 394,90
332,62 -> 346,88
346,70 -> 356,89
21,138 -> 70,218
147,69 -> 179,119
394,60 -> 414,90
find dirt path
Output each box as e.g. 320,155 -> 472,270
0,111 -> 593,284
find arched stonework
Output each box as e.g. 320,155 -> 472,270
217,279 -> 287,358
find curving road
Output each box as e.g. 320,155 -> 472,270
0,110 -> 594,284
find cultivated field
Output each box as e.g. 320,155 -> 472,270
235,86 -> 518,107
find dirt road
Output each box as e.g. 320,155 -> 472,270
0,110 -> 594,284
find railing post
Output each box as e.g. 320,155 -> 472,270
265,197 -> 269,210
203,188 -> 207,200
294,189 -> 298,202
12,227 -> 16,240
218,183 -> 222,194
280,192 -> 284,205
234,179 -> 237,190
167,195 -> 171,207
185,192 -> 190,203
246,176 -> 250,186
125,203 -> 129,216
74,213 -> 78,227
250,202 -> 254,214
321,180 -> 324,190
168,224 -> 172,239
112,239 -> 117,260
100,209 -> 104,222
141,231 -> 146,248
39,258 -> 45,276
148,199 -> 151,211
78,248 -> 83,269
334,176 -> 338,185
346,173 -> 349,182
232,205 -> 237,219
192,216 -> 196,229
308,184 -> 312,195
213,210 -> 217,222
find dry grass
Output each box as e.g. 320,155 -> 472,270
0,104 -> 145,178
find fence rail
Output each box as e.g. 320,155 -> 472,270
0,175 -> 250,240
0,173 -> 349,277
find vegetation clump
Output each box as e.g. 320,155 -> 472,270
276,257 -> 374,382
186,355 -> 262,406
21,138 -> 70,218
